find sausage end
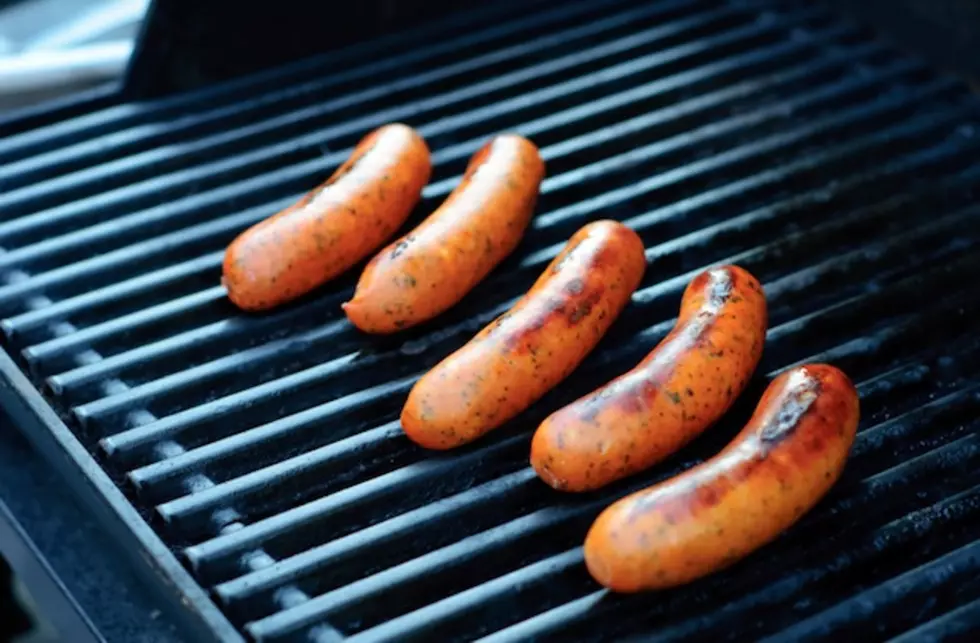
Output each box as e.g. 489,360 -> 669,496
529,430 -> 569,491
530,419 -> 605,493
341,299 -> 398,334
584,512 -> 661,592
223,241 -> 277,312
400,390 -> 462,451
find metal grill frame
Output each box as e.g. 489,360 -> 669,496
0,352 -> 243,640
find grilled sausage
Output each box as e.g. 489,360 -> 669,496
401,220 -> 646,450
584,364 -> 860,593
531,265 -> 767,492
223,124 -> 431,311
343,134 -> 544,333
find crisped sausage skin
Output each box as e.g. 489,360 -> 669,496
343,134 -> 544,333
401,220 -> 647,450
223,123 -> 431,311
585,364 -> 860,593
531,265 -> 767,492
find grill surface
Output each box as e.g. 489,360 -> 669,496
2,0 -> 980,641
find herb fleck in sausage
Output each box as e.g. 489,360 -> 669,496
401,220 -> 646,450
585,364 -> 860,592
222,124 -> 431,311
343,134 -> 544,333
531,265 -> 767,492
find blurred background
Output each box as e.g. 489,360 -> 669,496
0,0 -> 147,114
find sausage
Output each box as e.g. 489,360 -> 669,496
222,124 -> 431,311
342,134 -> 544,333
530,265 -> 767,492
400,220 -> 646,450
584,363 -> 860,593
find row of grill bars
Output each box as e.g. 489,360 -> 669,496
54,25 -> 926,421
8,15 -> 890,398
205,57 -> 980,640
1,2 -> 887,421
0,0 -> 614,169
0,5 -> 709,643
232,224 -> 980,642
14,36 -> 952,406
49,57 -> 960,496
177,152 -> 980,582
1,0 -> 980,640
0,0 -> 772,228
0,4 -> 839,337
0,3 -> 842,330
0,1 -> 834,337
134,138 -> 980,539
230,238 -> 980,643
68,72 -> 980,459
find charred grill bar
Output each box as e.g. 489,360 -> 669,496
1,0 -> 980,641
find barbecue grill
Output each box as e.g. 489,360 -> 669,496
2,0 -> 980,640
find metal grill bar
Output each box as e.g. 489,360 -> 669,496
888,596 -> 980,643
760,539 -> 980,642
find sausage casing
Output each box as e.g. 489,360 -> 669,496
401,220 -> 646,450
584,363 -> 860,593
222,124 -> 431,311
343,134 -> 544,333
531,265 -> 767,492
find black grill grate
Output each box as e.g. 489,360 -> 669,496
2,0 -> 980,641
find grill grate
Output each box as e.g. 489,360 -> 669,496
2,0 -> 980,641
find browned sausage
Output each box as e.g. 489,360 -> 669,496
401,220 -> 646,450
343,134 -> 544,333
531,265 -> 767,492
584,364 -> 860,592
222,123 -> 431,311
